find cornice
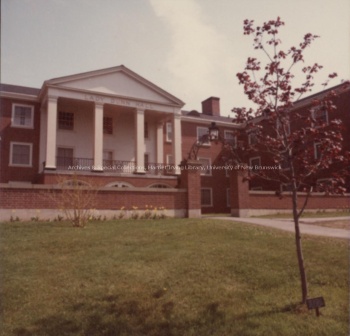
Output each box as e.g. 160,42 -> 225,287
0,91 -> 39,102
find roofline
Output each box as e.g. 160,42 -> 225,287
181,115 -> 241,128
41,65 -> 185,107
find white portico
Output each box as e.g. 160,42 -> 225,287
38,65 -> 184,175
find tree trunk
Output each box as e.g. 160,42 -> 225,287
292,189 -> 308,304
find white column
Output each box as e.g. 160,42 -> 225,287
156,121 -> 164,164
93,102 -> 104,171
172,113 -> 182,174
45,96 -> 58,169
134,108 -> 145,173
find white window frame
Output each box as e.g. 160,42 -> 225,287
9,142 -> 33,167
11,104 -> 34,129
224,130 -> 237,148
248,130 -> 258,145
201,188 -> 213,207
249,156 -> 261,170
311,108 -> 328,127
314,142 -> 322,160
166,122 -> 172,142
198,157 -> 212,176
166,154 -> 173,164
197,126 -> 210,146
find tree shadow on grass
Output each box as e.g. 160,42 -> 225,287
12,295 -> 298,336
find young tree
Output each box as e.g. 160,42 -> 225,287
228,17 -> 349,304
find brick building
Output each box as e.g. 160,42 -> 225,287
1,66 -> 349,219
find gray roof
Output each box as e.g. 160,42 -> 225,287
0,83 -> 40,96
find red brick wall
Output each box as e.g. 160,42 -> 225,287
0,97 -> 41,183
248,191 -> 350,211
0,185 -> 187,211
38,172 -> 179,188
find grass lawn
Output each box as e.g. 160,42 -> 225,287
0,219 -> 348,336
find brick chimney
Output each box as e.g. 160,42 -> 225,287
202,97 -> 220,116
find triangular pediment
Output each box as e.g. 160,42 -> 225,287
44,65 -> 184,107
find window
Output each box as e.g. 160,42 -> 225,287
58,111 -> 74,130
144,153 -> 149,171
165,154 -> 174,173
103,150 -> 113,165
280,156 -> 290,170
316,178 -> 335,192
224,130 -> 236,148
198,157 -> 211,176
249,156 -> 261,171
166,154 -> 173,165
314,142 -> 322,160
149,183 -> 171,188
166,122 -> 172,142
103,117 -> 113,134
57,147 -> 74,168
106,182 -> 133,188
201,188 -> 213,207
248,131 -> 258,145
280,183 -> 292,192
197,127 -> 210,145
11,104 -> 34,128
144,122 -> 149,139
10,142 -> 32,166
312,108 -> 328,127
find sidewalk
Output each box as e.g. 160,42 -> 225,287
210,216 -> 350,239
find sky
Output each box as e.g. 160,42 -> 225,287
1,0 -> 349,115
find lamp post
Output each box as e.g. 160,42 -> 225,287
187,122 -> 221,160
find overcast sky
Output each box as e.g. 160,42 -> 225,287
1,0 -> 349,115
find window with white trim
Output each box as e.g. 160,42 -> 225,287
201,188 -> 213,207
249,156 -> 261,170
198,157 -> 211,176
11,104 -> 34,128
248,130 -> 258,145
312,108 -> 328,127
10,142 -> 33,166
224,130 -> 237,147
314,142 -> 322,160
166,122 -> 172,142
197,127 -> 210,145
316,178 -> 335,192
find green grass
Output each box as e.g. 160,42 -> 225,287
0,219 -> 348,336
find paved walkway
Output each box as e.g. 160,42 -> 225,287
208,216 -> 350,239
